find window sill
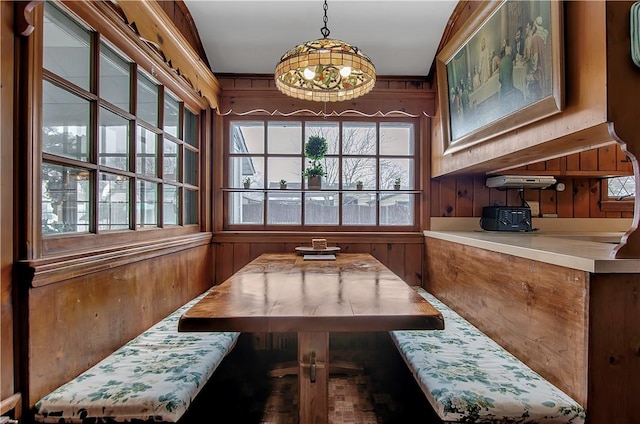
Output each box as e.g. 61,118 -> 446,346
600,199 -> 635,212
19,232 -> 212,288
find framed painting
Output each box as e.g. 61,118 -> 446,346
437,0 -> 564,154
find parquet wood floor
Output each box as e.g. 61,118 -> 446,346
181,333 -> 440,423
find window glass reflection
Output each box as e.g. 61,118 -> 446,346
163,139 -> 179,181
42,80 -> 89,162
42,163 -> 90,235
100,43 -> 130,112
98,172 -> 130,231
184,148 -> 198,186
164,94 -> 180,137
136,180 -> 158,228
99,107 -> 129,171
184,109 -> 198,147
163,185 -> 179,226
136,126 -> 157,176
43,2 -> 91,90
137,72 -> 159,127
184,188 -> 198,225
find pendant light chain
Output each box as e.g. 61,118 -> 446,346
320,0 -> 330,39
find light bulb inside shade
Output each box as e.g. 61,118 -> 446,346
303,67 -> 316,80
339,66 -> 352,77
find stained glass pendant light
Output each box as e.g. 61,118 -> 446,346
274,0 -> 376,102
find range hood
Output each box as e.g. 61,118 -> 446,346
486,175 -> 557,189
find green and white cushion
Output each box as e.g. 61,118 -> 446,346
390,287 -> 585,424
34,291 -> 240,423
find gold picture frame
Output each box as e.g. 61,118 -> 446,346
438,0 -> 564,154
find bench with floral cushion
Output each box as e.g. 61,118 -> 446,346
34,290 -> 240,423
390,287 -> 586,424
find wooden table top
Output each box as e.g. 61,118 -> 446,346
178,253 -> 444,333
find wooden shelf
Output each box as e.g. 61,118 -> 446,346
222,188 -> 421,193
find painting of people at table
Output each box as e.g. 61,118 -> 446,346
445,0 -> 553,142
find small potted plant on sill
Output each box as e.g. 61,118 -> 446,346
243,176 -> 251,189
356,180 -> 363,190
303,163 -> 325,190
279,179 -> 287,189
393,177 -> 401,190
304,135 -> 328,190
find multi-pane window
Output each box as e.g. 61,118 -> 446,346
227,119 -> 418,229
607,176 -> 635,200
41,2 -> 200,236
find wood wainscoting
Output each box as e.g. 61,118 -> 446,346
424,237 -> 589,407
424,237 -> 640,424
213,232 -> 425,287
19,241 -> 213,409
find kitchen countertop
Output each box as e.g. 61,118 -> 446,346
423,230 -> 640,273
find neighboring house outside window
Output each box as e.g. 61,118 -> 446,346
41,2 -> 200,241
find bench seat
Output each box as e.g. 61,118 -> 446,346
34,290 -> 240,423
390,287 -> 585,424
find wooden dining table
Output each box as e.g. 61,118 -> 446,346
178,252 -> 444,424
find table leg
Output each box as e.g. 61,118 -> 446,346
298,332 -> 328,424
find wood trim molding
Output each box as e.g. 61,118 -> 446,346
15,0 -> 42,36
213,231 -> 425,244
174,0 -> 210,69
0,393 -> 21,416
19,233 -> 212,288
601,200 -> 635,212
60,0 -> 216,110
217,74 -> 436,117
114,0 -> 220,109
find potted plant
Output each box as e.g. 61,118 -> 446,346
393,177 -> 401,190
243,176 -> 251,189
356,180 -> 363,190
303,135 -> 328,189
303,163 -> 325,189
279,179 -> 287,189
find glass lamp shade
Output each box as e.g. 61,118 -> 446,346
274,38 -> 376,102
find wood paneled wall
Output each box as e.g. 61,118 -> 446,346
1,0 -> 17,413
213,233 -> 424,288
431,145 -> 635,219
23,244 -> 213,407
157,0 -> 209,68
588,273 -> 640,424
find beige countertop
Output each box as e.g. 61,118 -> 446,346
423,230 -> 640,273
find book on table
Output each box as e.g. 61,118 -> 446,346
303,254 -> 336,261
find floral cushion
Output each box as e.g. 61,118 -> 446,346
390,287 -> 585,424
34,291 -> 240,423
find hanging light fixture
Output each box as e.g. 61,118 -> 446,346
274,0 -> 376,102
